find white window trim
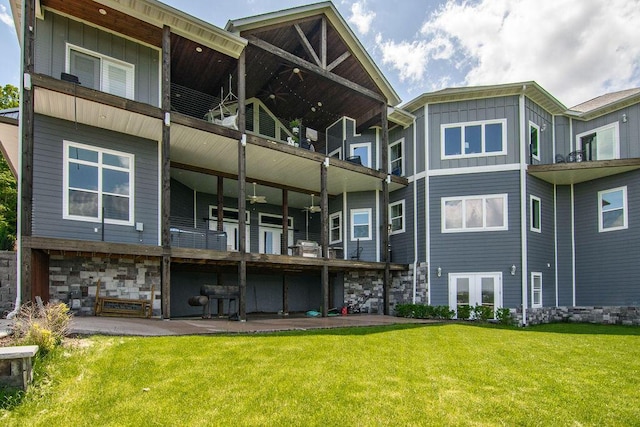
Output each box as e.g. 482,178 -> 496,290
598,186 -> 628,233
441,194 -> 508,233
258,212 -> 293,228
350,208 -> 372,241
63,140 -> 135,226
66,43 -> 135,100
529,121 -> 540,161
389,138 -> 404,176
441,119 -> 507,159
576,122 -> 620,161
209,206 -> 250,224
350,142 -> 372,168
329,211 -> 342,244
531,272 -> 542,308
389,200 -> 405,235
530,195 -> 541,233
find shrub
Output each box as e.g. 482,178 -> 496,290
473,305 -> 494,321
496,308 -> 515,326
456,304 -> 472,320
11,302 -> 72,353
433,305 -> 455,320
394,304 -> 415,318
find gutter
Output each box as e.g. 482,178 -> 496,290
411,116 -> 418,303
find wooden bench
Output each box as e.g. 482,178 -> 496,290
0,345 -> 39,391
94,281 -> 155,318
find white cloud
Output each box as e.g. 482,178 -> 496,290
0,5 -> 13,27
376,0 -> 640,107
347,1 -> 376,35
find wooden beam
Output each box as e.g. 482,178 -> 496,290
24,236 -> 164,256
216,176 -> 225,315
320,18 -> 327,69
282,275 -> 289,315
294,24 -> 321,67
237,50 -> 247,321
326,51 -> 350,72
381,105 -> 390,315
281,189 -> 289,255
320,162 -> 329,317
246,35 -> 386,103
161,25 -> 172,319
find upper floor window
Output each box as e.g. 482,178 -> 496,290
530,195 -> 541,233
66,44 -> 135,100
598,186 -> 627,232
389,138 -> 404,176
63,141 -> 134,225
441,119 -> 507,159
577,122 -> 619,161
350,143 -> 371,168
442,194 -> 508,233
529,122 -> 540,161
329,212 -> 342,244
351,208 -> 372,241
389,200 -> 405,234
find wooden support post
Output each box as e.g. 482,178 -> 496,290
320,162 -> 329,316
216,177 -> 224,315
281,189 -> 288,255
237,50 -> 247,321
20,0 -> 36,302
381,104 -> 390,315
161,25 -> 172,318
282,275 -> 289,315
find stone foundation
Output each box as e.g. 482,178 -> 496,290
517,306 -> 640,326
49,255 -> 161,316
343,263 -> 428,315
0,251 -> 17,317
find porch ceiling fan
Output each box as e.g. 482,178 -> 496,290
247,182 -> 267,204
303,194 -> 321,213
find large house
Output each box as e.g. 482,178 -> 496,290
1,0 -> 639,325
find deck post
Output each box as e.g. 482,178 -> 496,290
237,50 -> 247,320
321,161 -> 329,316
381,104 -> 390,315
216,176 -> 224,315
161,25 -> 172,318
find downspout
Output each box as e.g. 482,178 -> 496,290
8,0 -> 28,319
552,116 -> 559,307
519,91 -> 528,325
424,104 -> 431,304
411,118 -> 418,303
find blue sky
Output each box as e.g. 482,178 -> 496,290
1,0 -> 639,107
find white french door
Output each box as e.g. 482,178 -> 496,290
259,226 -> 293,254
448,272 -> 502,317
210,221 -> 250,252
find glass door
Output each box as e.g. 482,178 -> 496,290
449,273 -> 502,318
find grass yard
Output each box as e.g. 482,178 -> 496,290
1,322 -> 639,426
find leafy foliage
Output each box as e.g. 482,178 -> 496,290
0,84 -> 19,109
394,303 -> 454,319
496,307 -> 515,325
472,304 -> 494,321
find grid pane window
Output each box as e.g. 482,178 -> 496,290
351,209 -> 371,240
442,120 -> 506,158
329,212 -> 342,244
389,201 -> 405,234
599,187 -> 627,232
442,194 -> 507,232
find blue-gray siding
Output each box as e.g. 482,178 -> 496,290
555,185 -> 574,306
32,115 -> 159,244
429,171 -> 522,308
525,98 -> 553,165
345,191 -> 377,262
574,171 -> 640,305
35,11 -> 160,107
389,184 -> 415,264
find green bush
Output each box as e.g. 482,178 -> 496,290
473,305 -> 494,321
394,304 -> 454,320
456,304 -> 472,320
496,308 -> 515,325
11,302 -> 72,353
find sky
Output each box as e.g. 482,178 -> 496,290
1,0 -> 640,108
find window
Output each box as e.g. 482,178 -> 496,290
598,186 -> 627,232
389,200 -> 405,234
530,195 -> 541,233
209,206 -> 250,252
577,122 -> 619,161
350,143 -> 371,167
389,138 -> 404,176
441,119 -> 507,159
529,122 -> 540,161
64,141 -> 134,225
350,208 -> 372,241
329,212 -> 342,244
442,194 -> 508,232
258,213 -> 293,255
67,44 -> 135,99
531,272 -> 542,308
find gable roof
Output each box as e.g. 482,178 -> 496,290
226,1 -> 400,106
401,81 -> 567,115
567,87 -> 640,120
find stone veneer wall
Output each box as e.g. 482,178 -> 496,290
516,306 -> 640,326
343,262 -> 428,314
49,255 -> 161,316
0,251 -> 17,317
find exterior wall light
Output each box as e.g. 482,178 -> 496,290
622,113 -> 627,123
510,265 -> 517,275
436,266 -> 442,277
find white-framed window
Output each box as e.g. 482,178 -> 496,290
531,272 -> 542,308
441,119 -> 507,159
63,141 -> 134,225
530,195 -> 541,233
389,138 -> 404,176
66,44 -> 135,99
329,211 -> 342,244
389,200 -> 405,234
576,122 -> 620,161
598,186 -> 628,232
442,194 -> 508,233
350,208 -> 372,241
350,143 -> 372,168
258,213 -> 293,255
529,122 -> 540,161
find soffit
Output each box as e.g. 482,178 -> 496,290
528,159 -> 640,185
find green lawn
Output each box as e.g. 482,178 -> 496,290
2,323 -> 639,426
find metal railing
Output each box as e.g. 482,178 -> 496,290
170,216 -> 226,250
